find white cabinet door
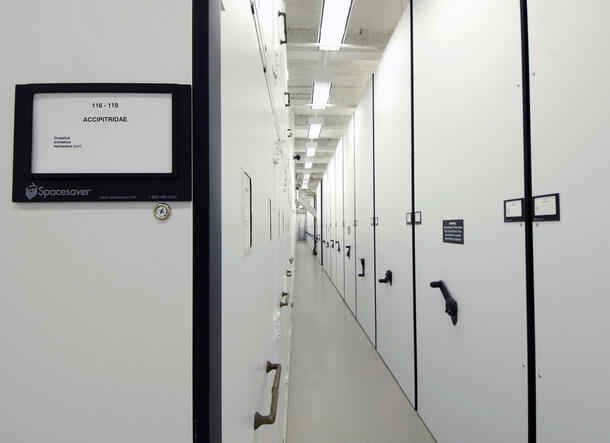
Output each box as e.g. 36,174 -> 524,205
335,140 -> 345,298
323,172 -> 329,273
0,2 -> 193,443
343,118 -> 357,314
529,1 -> 610,441
316,182 -> 322,264
328,156 -> 336,284
354,79 -> 377,345
413,0 -> 527,441
373,9 -> 415,404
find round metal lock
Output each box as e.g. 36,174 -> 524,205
153,203 -> 171,221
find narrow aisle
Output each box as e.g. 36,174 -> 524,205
287,243 -> 434,443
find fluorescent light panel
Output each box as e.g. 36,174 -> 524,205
304,162 -> 313,169
319,0 -> 353,51
306,142 -> 317,157
312,81 -> 332,109
303,173 -> 311,182
307,117 -> 323,139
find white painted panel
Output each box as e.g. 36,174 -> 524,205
323,172 -> 328,272
373,9 -> 415,403
316,182 -> 322,264
335,140 -> 345,297
221,0 -> 292,442
528,1 -> 610,441
343,117 -> 357,314
0,2 -> 192,443
323,171 -> 328,271
354,79 -> 376,345
413,0 -> 527,441
328,156 -> 336,284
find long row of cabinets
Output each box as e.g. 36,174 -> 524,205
313,1 -> 609,442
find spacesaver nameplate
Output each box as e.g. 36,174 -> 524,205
12,83 -> 192,202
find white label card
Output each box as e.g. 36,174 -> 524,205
31,93 -> 172,174
505,200 -> 523,218
534,195 -> 557,217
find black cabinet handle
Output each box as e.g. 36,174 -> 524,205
358,258 -> 365,277
254,361 -> 282,429
336,241 -> 340,252
284,91 -> 291,107
331,240 -> 335,249
278,11 -> 287,45
346,245 -> 351,258
430,280 -> 458,325
379,270 -> 393,285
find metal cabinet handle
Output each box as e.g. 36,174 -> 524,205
278,11 -> 287,44
430,280 -> 458,325
254,361 -> 282,430
280,291 -> 289,308
379,270 -> 393,285
331,240 -> 335,249
336,241 -> 340,252
346,245 -> 351,258
358,258 -> 365,277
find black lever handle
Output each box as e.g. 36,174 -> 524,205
331,240 -> 335,249
346,245 -> 351,258
358,258 -> 365,277
430,280 -> 458,325
379,270 -> 393,285
336,241 -> 340,252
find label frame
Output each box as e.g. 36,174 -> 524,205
12,83 -> 192,202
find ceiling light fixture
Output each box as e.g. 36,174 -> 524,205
312,81 -> 332,109
303,173 -> 311,183
306,142 -> 317,157
319,0 -> 353,51
307,117 -> 323,139
304,162 -> 313,169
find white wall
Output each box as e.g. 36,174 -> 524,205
0,2 -> 193,443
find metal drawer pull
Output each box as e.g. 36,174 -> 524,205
254,361 -> 282,430
280,291 -> 289,308
278,11 -> 287,45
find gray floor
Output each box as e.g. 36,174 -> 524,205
287,243 -> 435,443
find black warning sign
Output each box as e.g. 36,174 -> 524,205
443,219 -> 464,245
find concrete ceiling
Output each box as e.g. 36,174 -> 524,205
286,0 -> 407,191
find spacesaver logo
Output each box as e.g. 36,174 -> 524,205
25,183 -> 92,200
